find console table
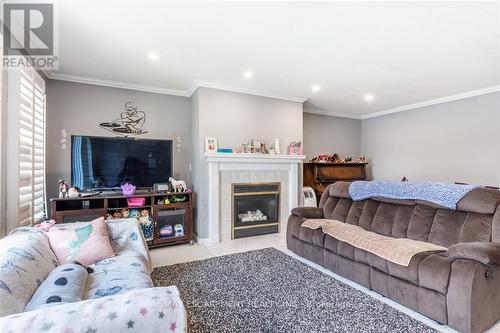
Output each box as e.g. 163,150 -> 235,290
50,191 -> 195,248
303,162 -> 368,201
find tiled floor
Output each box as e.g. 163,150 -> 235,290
150,232 -> 500,333
150,232 -> 287,268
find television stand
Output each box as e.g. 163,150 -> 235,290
50,191 -> 195,248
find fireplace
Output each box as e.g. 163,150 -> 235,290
232,182 -> 280,239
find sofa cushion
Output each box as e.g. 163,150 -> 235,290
387,252 -> 430,285
25,263 -> 88,311
0,228 -> 59,316
47,217 -> 115,265
84,251 -> 153,300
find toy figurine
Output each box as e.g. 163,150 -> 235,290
68,187 -> 79,198
171,195 -> 187,203
174,224 -> 184,237
112,211 -> 123,219
121,182 -> 136,196
169,177 -> 187,193
120,208 -> 130,218
138,209 -> 151,225
129,209 -> 140,218
58,179 -> 69,198
164,198 -> 170,205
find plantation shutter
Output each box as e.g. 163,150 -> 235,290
18,68 -> 46,225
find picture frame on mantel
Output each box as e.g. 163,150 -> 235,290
205,137 -> 218,153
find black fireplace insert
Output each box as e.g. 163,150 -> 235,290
232,182 -> 280,239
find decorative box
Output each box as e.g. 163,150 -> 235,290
127,197 -> 145,207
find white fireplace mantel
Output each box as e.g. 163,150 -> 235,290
204,153 -> 306,243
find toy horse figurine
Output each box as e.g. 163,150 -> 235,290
169,177 -> 187,193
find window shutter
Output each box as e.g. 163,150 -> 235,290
18,69 -> 46,225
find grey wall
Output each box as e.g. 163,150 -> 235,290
46,80 -> 191,200
303,113 -> 361,159
191,87 -> 303,239
196,88 -> 303,150
361,92 -> 500,187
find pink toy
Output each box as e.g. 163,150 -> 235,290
127,197 -> 145,207
35,219 -> 56,232
121,182 -> 136,196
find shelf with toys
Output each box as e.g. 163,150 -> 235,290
50,189 -> 195,248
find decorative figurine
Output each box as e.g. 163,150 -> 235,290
138,209 -> 151,225
58,180 -> 69,198
171,195 -> 187,203
120,208 -> 130,218
120,182 -> 136,196
112,211 -> 123,219
287,142 -> 303,155
169,177 -> 187,193
129,209 -> 140,218
274,138 -> 281,154
67,187 -> 79,198
355,155 -> 366,163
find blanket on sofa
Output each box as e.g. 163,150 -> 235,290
302,219 -> 446,266
349,180 -> 479,210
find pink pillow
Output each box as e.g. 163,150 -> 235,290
47,217 -> 114,265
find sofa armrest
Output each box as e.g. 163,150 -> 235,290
0,287 -> 185,333
447,242 -> 500,265
290,207 -> 324,219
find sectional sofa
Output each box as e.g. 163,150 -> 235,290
287,182 -> 500,333
0,218 -> 186,332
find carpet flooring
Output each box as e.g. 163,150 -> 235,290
151,248 -> 437,333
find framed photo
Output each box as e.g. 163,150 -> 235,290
205,137 -> 218,153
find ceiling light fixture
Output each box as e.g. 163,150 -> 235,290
312,85 -> 321,92
148,52 -> 159,61
243,71 -> 253,79
364,94 -> 375,102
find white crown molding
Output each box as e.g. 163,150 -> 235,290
47,73 -> 309,103
47,73 -> 189,97
303,108 -> 362,120
361,85 -> 500,120
189,80 -> 308,103
47,73 -> 498,119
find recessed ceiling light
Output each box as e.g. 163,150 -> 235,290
312,85 -> 321,92
364,94 -> 375,102
148,52 -> 159,61
243,71 -> 253,79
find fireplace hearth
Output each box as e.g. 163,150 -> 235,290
232,182 -> 280,239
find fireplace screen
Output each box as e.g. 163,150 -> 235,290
232,182 -> 280,239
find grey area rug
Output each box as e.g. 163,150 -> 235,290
151,248 -> 437,333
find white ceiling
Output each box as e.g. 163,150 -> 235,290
51,1 -> 500,118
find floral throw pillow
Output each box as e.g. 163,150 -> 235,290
47,217 -> 114,265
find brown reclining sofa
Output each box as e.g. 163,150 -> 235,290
287,182 -> 500,333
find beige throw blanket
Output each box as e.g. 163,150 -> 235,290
302,219 -> 446,266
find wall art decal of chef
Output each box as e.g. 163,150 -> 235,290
99,101 -> 147,136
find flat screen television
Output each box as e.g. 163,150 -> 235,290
71,135 -> 173,190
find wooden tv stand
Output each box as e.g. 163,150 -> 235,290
50,191 -> 195,248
